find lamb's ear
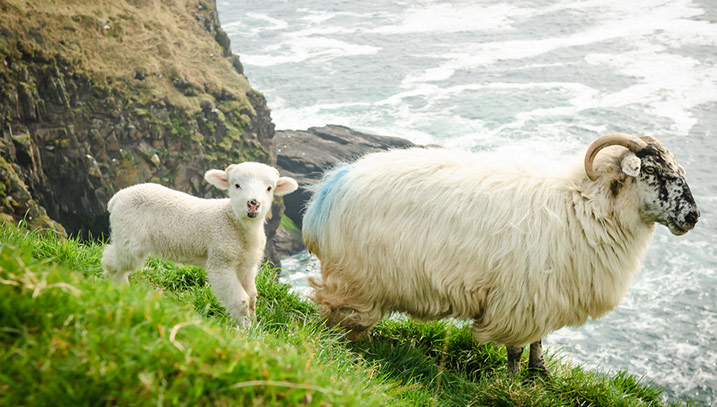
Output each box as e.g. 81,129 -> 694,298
621,153 -> 641,177
204,169 -> 230,190
274,176 -> 298,196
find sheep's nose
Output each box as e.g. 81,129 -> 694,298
685,209 -> 700,226
247,199 -> 260,211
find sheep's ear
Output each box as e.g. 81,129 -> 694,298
621,153 -> 641,177
274,177 -> 298,196
204,169 -> 230,190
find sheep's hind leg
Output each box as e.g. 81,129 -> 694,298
528,339 -> 551,378
506,345 -> 524,375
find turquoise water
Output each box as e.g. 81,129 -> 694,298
218,1 -> 717,403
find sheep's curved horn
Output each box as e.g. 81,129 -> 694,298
584,133 -> 648,181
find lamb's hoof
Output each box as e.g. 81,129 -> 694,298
236,316 -> 253,329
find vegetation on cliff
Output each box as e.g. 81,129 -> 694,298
0,225 -> 693,407
0,0 -> 277,239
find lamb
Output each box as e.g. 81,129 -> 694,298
302,133 -> 699,376
102,162 -> 298,325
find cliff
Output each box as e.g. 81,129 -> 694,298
0,0 -> 280,247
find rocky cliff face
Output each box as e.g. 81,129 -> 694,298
0,0 -> 281,248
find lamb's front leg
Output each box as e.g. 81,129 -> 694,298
206,262 -> 252,327
237,265 -> 259,320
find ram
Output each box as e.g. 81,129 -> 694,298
103,162 -> 298,325
303,134 -> 699,376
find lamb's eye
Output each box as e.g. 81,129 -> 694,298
235,183 -> 241,189
267,186 -> 272,192
644,167 -> 655,174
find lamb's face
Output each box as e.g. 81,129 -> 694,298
227,163 -> 280,219
204,162 -> 298,221
633,141 -> 699,235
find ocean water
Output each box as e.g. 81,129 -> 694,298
217,1 -> 717,403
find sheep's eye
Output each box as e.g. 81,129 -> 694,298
644,167 -> 655,174
235,183 -> 241,189
267,186 -> 272,192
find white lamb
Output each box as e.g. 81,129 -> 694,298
102,162 -> 298,325
302,134 -> 699,376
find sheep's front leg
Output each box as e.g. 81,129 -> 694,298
506,345 -> 524,374
528,339 -> 551,378
206,264 -> 252,327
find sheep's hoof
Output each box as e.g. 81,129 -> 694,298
344,327 -> 371,342
527,366 -> 552,381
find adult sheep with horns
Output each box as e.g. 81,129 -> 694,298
302,133 -> 699,376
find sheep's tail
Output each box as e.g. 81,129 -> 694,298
302,164 -> 353,253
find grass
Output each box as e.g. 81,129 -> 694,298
280,215 -> 301,234
0,224 -> 701,406
0,0 -> 255,113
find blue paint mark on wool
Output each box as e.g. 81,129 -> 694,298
302,164 -> 353,242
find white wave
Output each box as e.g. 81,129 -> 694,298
399,5 -> 717,133
400,0 -> 713,80
271,101 -> 371,131
245,12 -> 289,31
402,67 -> 456,84
299,10 -> 336,24
369,3 -> 523,34
272,80 -> 605,150
585,45 -> 717,135
242,36 -> 380,66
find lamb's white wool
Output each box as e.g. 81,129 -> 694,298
102,162 -> 298,325
303,135 -> 699,373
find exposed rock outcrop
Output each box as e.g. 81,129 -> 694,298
273,125 -> 415,259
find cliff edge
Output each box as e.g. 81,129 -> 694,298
0,0 -> 280,248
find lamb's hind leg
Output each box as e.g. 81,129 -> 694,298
102,243 -> 144,285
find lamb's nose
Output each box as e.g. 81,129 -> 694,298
247,199 -> 260,211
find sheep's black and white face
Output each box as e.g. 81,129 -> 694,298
634,141 -> 699,235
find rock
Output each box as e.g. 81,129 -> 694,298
272,124 -> 415,259
229,55 -> 244,76
273,226 -> 304,258
0,153 -> 65,235
150,153 -> 161,167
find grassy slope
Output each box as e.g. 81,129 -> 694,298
0,225 -> 696,406
0,0 -> 254,113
